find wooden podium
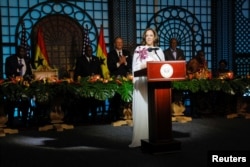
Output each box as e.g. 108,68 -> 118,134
134,61 -> 186,154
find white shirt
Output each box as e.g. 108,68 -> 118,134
18,58 -> 26,76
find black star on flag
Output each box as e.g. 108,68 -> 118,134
34,57 -> 44,67
99,57 -> 105,65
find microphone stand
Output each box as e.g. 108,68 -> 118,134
154,50 -> 162,61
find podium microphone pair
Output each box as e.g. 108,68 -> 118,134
147,47 -> 162,61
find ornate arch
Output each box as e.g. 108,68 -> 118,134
14,1 -> 97,77
147,6 -> 204,59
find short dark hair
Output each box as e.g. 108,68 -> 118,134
169,38 -> 178,45
85,45 -> 92,50
17,45 -> 26,50
219,59 -> 227,66
197,50 -> 204,56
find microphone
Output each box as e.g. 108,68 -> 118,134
147,47 -> 159,52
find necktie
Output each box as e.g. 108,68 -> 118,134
89,57 -> 92,62
19,59 -> 24,76
118,52 -> 121,57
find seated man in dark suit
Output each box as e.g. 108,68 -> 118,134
5,45 -> 33,128
74,45 -> 103,123
5,45 -> 32,79
74,45 -> 103,81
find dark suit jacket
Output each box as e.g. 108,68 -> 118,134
5,54 -> 32,79
164,48 -> 185,60
74,55 -> 102,81
107,49 -> 132,77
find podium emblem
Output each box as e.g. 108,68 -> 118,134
160,64 -> 173,78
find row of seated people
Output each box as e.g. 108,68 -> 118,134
3,37 -> 132,129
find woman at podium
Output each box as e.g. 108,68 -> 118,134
129,28 -> 165,148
